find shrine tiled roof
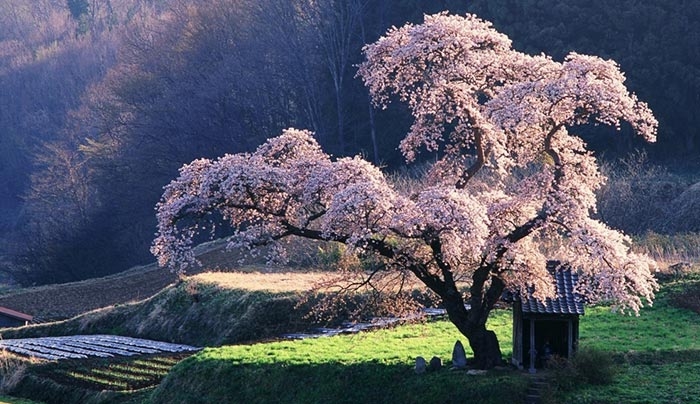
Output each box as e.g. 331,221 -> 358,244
518,261 -> 585,315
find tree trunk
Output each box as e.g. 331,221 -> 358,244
440,287 -> 504,370
447,312 -> 504,370
467,326 -> 503,369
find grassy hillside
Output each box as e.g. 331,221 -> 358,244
0,240 -> 249,322
0,251 -> 697,403
0,270 -> 336,404
8,288 -> 700,404
150,313 -> 525,404
0,239 -> 334,322
0,265 -> 177,322
0,272 -> 333,346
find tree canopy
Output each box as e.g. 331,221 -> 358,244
153,13 -> 658,369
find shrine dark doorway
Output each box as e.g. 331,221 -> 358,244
522,318 -> 573,369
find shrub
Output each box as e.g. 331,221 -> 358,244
547,348 -> 617,394
546,354 -> 580,392
572,348 -> 617,385
597,151 -> 688,235
668,280 -> 700,314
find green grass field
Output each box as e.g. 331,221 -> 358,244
149,311 -> 526,404
561,280 -> 700,404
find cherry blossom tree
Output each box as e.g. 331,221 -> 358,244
152,13 -> 659,369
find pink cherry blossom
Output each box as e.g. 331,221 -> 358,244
153,13 -> 658,369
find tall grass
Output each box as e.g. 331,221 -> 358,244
0,350 -> 30,393
632,231 -> 700,263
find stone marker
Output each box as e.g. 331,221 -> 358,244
428,356 -> 442,371
415,356 -> 427,374
451,340 -> 468,369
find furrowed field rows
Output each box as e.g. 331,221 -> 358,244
0,335 -> 199,360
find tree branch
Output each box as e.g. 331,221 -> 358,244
456,127 -> 486,189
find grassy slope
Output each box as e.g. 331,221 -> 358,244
0,271 -> 333,404
10,293 -> 700,404
1,253 -> 699,403
0,270 -> 424,346
149,313 -> 526,404
0,265 -> 177,322
0,239 -> 251,322
0,275 -> 317,346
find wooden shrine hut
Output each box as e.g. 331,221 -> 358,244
510,261 -> 584,373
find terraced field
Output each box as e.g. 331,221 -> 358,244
34,353 -> 193,392
20,352 -> 193,393
0,335 -> 199,361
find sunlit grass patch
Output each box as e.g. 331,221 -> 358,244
190,271 -> 329,293
195,311 -> 512,366
151,312 -> 521,403
580,301 -> 700,353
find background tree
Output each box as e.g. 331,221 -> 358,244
4,0 -> 163,283
17,0 -> 420,283
152,14 -> 658,369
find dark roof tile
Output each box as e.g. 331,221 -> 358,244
519,261 -> 585,315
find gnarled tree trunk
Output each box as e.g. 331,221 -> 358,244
467,327 -> 503,369
438,265 -> 506,370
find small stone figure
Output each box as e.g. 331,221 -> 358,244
414,356 -> 427,374
428,356 -> 442,371
451,340 -> 468,369
541,340 -> 553,367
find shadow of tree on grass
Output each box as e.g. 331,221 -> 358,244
150,360 -> 527,404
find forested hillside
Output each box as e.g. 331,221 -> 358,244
0,0 -> 698,285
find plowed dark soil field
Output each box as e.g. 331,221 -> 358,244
0,265 -> 177,321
